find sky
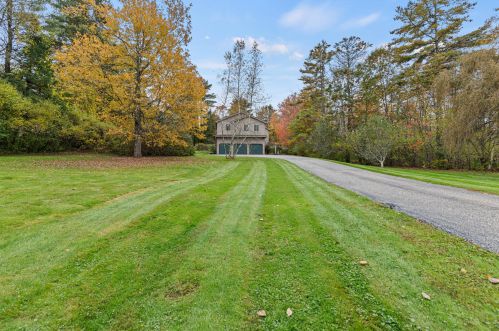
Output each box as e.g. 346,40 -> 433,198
188,0 -> 497,108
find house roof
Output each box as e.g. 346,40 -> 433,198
216,112 -> 267,125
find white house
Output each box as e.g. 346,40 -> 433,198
216,113 -> 268,155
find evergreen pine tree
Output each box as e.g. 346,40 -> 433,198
391,0 -> 495,77
299,40 -> 333,115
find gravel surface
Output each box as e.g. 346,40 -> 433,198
263,155 -> 499,253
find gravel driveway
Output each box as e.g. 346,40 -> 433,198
263,155 -> 499,253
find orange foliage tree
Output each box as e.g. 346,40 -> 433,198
55,0 -> 206,157
271,94 -> 302,148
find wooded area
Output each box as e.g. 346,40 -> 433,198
271,1 -> 498,170
0,0 -> 497,168
0,0 -> 206,157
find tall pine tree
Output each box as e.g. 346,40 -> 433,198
330,36 -> 371,132
391,0 -> 494,78
299,40 -> 333,115
46,0 -> 109,48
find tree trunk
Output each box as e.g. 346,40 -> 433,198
488,145 -> 495,171
380,159 -> 384,168
133,54 -> 143,157
133,108 -> 142,158
134,135 -> 142,157
4,0 -> 13,73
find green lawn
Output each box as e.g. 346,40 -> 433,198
333,161 -> 499,195
0,154 -> 498,330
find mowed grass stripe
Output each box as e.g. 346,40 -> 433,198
279,161 -> 460,329
0,161 -> 203,233
0,162 -> 238,259
0,163 -> 239,318
160,160 -> 267,330
246,160 -> 371,330
0,160 -> 248,329
279,160 -> 498,330
277,160 -> 404,329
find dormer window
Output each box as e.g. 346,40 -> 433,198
244,124 -> 249,131
254,124 -> 259,132
225,124 -> 230,131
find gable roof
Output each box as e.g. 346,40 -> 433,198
216,112 -> 267,125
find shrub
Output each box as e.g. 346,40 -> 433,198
62,112 -> 114,151
139,135 -> 195,156
161,143 -> 195,156
195,143 -> 213,151
0,79 -> 71,153
430,159 -> 451,170
195,143 -> 216,154
309,118 -> 338,159
350,115 -> 399,167
0,79 -> 119,153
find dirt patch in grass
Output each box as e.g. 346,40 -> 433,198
26,156 -> 206,169
165,281 -> 200,300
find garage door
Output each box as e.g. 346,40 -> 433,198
234,144 -> 247,155
218,143 -> 230,154
219,143 -> 248,155
249,144 -> 263,155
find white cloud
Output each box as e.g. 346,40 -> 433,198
196,60 -> 226,70
232,36 -> 289,55
290,51 -> 304,61
279,2 -> 338,33
266,43 -> 289,54
341,12 -> 381,29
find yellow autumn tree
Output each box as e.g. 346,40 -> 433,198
55,0 -> 206,157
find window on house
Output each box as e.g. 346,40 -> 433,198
254,124 -> 259,132
244,124 -> 249,131
225,124 -> 230,131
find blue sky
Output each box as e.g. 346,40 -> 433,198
188,0 -> 496,107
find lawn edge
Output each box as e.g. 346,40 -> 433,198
326,159 -> 499,196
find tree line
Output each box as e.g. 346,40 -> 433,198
0,0 -> 207,157
271,0 -> 498,170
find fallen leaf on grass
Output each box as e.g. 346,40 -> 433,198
422,292 -> 431,300
460,268 -> 467,274
286,308 -> 293,317
488,277 -> 499,284
359,260 -> 368,266
257,310 -> 266,317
